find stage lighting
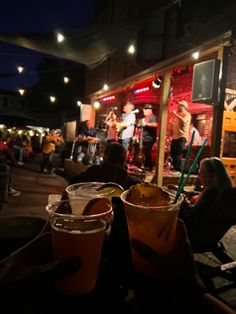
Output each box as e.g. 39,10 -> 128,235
152,77 -> 162,89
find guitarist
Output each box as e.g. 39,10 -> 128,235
117,102 -> 136,150
141,104 -> 158,171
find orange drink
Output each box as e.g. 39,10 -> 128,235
121,183 -> 184,276
46,200 -> 112,295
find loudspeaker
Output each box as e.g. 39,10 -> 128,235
192,59 -> 220,104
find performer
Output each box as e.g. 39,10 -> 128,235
105,109 -> 117,144
141,104 -> 158,171
170,100 -> 191,172
116,102 -> 136,150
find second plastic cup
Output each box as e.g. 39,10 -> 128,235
121,187 -> 184,276
46,200 -> 112,295
65,182 -> 122,215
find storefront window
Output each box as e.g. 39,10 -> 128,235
222,131 -> 236,158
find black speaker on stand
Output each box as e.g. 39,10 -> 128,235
192,59 -> 221,104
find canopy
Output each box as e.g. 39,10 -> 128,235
0,20 -> 144,69
0,109 -> 41,127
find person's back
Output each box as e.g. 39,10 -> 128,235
69,142 -> 141,190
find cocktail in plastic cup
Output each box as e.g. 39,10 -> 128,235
65,182 -> 123,215
46,199 -> 112,295
121,183 -> 184,276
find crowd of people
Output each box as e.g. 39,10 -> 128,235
0,129 -> 64,209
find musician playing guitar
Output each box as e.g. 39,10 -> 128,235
141,104 -> 158,171
116,102 -> 136,150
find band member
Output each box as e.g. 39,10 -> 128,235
117,102 -> 136,150
141,104 -> 158,171
170,100 -> 191,172
105,109 -> 117,143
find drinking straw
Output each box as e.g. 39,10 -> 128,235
178,130 -> 195,189
174,137 -> 208,203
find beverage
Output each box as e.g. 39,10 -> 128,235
65,182 -> 123,215
46,200 -> 112,295
121,183 -> 184,276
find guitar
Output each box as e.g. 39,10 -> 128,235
134,125 -> 145,168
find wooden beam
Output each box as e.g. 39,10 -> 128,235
155,71 -> 171,186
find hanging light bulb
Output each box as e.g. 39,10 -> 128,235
103,83 -> 109,91
192,51 -> 200,60
18,89 -> 25,95
57,33 -> 65,43
127,44 -> 135,54
77,100 -> 82,107
17,66 -> 24,73
50,96 -> 56,103
64,76 -> 69,83
93,101 -> 101,109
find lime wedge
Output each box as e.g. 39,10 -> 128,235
97,182 -> 124,197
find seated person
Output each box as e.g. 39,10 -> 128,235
68,142 -> 141,190
178,157 -> 235,249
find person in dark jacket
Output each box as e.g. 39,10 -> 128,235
68,141 -> 141,190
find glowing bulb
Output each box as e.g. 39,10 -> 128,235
50,96 -> 56,103
128,44 -> 135,54
192,51 -> 199,60
17,66 -> 24,73
94,101 -> 100,109
103,83 -> 109,91
77,101 -> 82,107
19,89 -> 25,95
57,33 -> 65,43
64,76 -> 69,83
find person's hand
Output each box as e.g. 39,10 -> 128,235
132,219 -> 206,311
0,232 -> 81,294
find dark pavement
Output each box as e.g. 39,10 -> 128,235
0,159 -> 236,310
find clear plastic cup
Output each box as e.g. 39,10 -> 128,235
121,186 -> 184,276
65,182 -> 122,215
46,199 -> 112,295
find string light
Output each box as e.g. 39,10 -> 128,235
50,96 -> 56,103
93,101 -> 100,109
17,66 -> 24,73
64,76 -> 69,83
192,51 -> 200,60
57,33 -> 65,43
103,83 -> 109,91
18,89 -> 25,95
127,44 -> 135,54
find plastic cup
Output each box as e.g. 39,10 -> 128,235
121,186 -> 184,276
46,200 -> 112,295
65,182 -> 121,215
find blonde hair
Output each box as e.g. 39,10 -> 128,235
201,157 -> 234,190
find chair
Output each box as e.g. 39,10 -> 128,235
189,188 -> 236,297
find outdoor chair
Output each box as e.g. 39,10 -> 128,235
188,187 -> 236,296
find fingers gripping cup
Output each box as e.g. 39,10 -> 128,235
46,199 -> 112,295
66,182 -> 124,215
121,183 -> 184,276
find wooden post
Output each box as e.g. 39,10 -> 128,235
211,46 -> 229,156
155,71 -> 171,186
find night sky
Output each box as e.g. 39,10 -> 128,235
0,0 -> 96,91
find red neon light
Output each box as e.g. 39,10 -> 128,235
102,95 -> 116,102
134,87 -> 150,94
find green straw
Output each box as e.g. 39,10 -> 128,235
174,137 -> 208,203
178,130 -> 195,189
